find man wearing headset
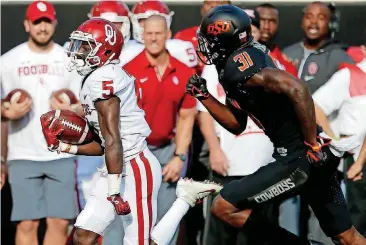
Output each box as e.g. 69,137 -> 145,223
284,2 -> 354,94
284,2 -> 354,244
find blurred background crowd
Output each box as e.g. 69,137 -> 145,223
1,1 -> 366,245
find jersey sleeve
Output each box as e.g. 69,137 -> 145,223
313,68 -> 351,116
223,45 -> 271,88
88,66 -> 135,103
166,39 -> 198,68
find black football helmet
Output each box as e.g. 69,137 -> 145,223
197,5 -> 253,65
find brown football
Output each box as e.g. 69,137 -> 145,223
40,109 -> 93,145
3,89 -> 31,109
52,89 -> 78,105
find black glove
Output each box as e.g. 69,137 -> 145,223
186,74 -> 209,100
304,136 -> 332,167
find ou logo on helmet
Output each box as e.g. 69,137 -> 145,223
104,24 -> 116,45
207,20 -> 232,36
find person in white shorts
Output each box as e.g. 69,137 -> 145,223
43,18 -> 221,245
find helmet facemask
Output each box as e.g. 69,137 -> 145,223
197,32 -> 232,66
66,31 -> 103,76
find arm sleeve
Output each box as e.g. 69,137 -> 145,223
313,68 -> 351,116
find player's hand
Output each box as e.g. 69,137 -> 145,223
210,148 -> 229,176
186,74 -> 209,100
162,157 -> 184,182
107,194 -> 131,215
41,117 -> 64,151
305,137 -> 332,167
50,96 -> 73,111
2,98 -> 32,120
347,161 -> 364,182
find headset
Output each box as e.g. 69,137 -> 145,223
327,2 -> 340,39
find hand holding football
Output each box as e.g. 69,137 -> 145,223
40,109 -> 94,145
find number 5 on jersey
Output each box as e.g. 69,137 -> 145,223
102,80 -> 114,99
233,51 -> 253,72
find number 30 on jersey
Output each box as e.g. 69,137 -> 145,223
233,51 -> 253,72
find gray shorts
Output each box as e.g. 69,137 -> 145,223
8,158 -> 78,221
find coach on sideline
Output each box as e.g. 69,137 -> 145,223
1,1 -> 78,244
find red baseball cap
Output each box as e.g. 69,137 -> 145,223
26,1 -> 56,22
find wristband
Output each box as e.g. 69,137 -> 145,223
304,141 -> 321,152
108,174 -> 122,196
59,142 -> 78,154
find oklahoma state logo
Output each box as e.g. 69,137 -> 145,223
207,20 -> 232,36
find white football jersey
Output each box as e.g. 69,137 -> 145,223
79,62 -> 151,160
119,39 -> 198,67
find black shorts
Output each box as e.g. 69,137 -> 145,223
220,147 -> 353,237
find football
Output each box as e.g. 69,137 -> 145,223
3,89 -> 31,109
40,109 -> 94,145
52,89 -> 78,105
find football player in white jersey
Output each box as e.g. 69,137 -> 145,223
43,18 -> 221,245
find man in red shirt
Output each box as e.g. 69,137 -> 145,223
123,15 -> 197,245
256,3 -> 298,76
174,0 -> 230,75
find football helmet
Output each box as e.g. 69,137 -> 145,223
130,0 -> 174,43
197,5 -> 253,65
88,1 -> 131,42
66,18 -> 124,76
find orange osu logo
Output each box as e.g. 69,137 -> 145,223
207,20 -> 232,36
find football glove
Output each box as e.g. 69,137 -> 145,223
304,136 -> 332,167
42,117 -> 64,151
107,194 -> 131,215
186,74 -> 209,100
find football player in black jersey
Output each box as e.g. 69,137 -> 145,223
186,5 -> 366,245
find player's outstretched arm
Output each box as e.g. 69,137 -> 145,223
186,75 -> 248,135
252,68 -> 317,146
94,96 -> 123,176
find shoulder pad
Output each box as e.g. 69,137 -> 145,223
120,41 -> 144,66
86,64 -> 134,102
222,43 -> 274,88
166,39 -> 198,68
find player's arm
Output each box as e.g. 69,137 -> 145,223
250,67 -> 317,146
314,103 -> 337,139
201,94 -> 248,135
347,135 -> 366,181
186,75 -> 247,135
62,140 -> 104,156
94,96 -> 123,188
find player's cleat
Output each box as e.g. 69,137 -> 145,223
176,178 -> 223,207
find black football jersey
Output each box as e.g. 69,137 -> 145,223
216,42 -> 304,153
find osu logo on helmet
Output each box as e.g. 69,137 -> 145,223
207,20 -> 232,36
